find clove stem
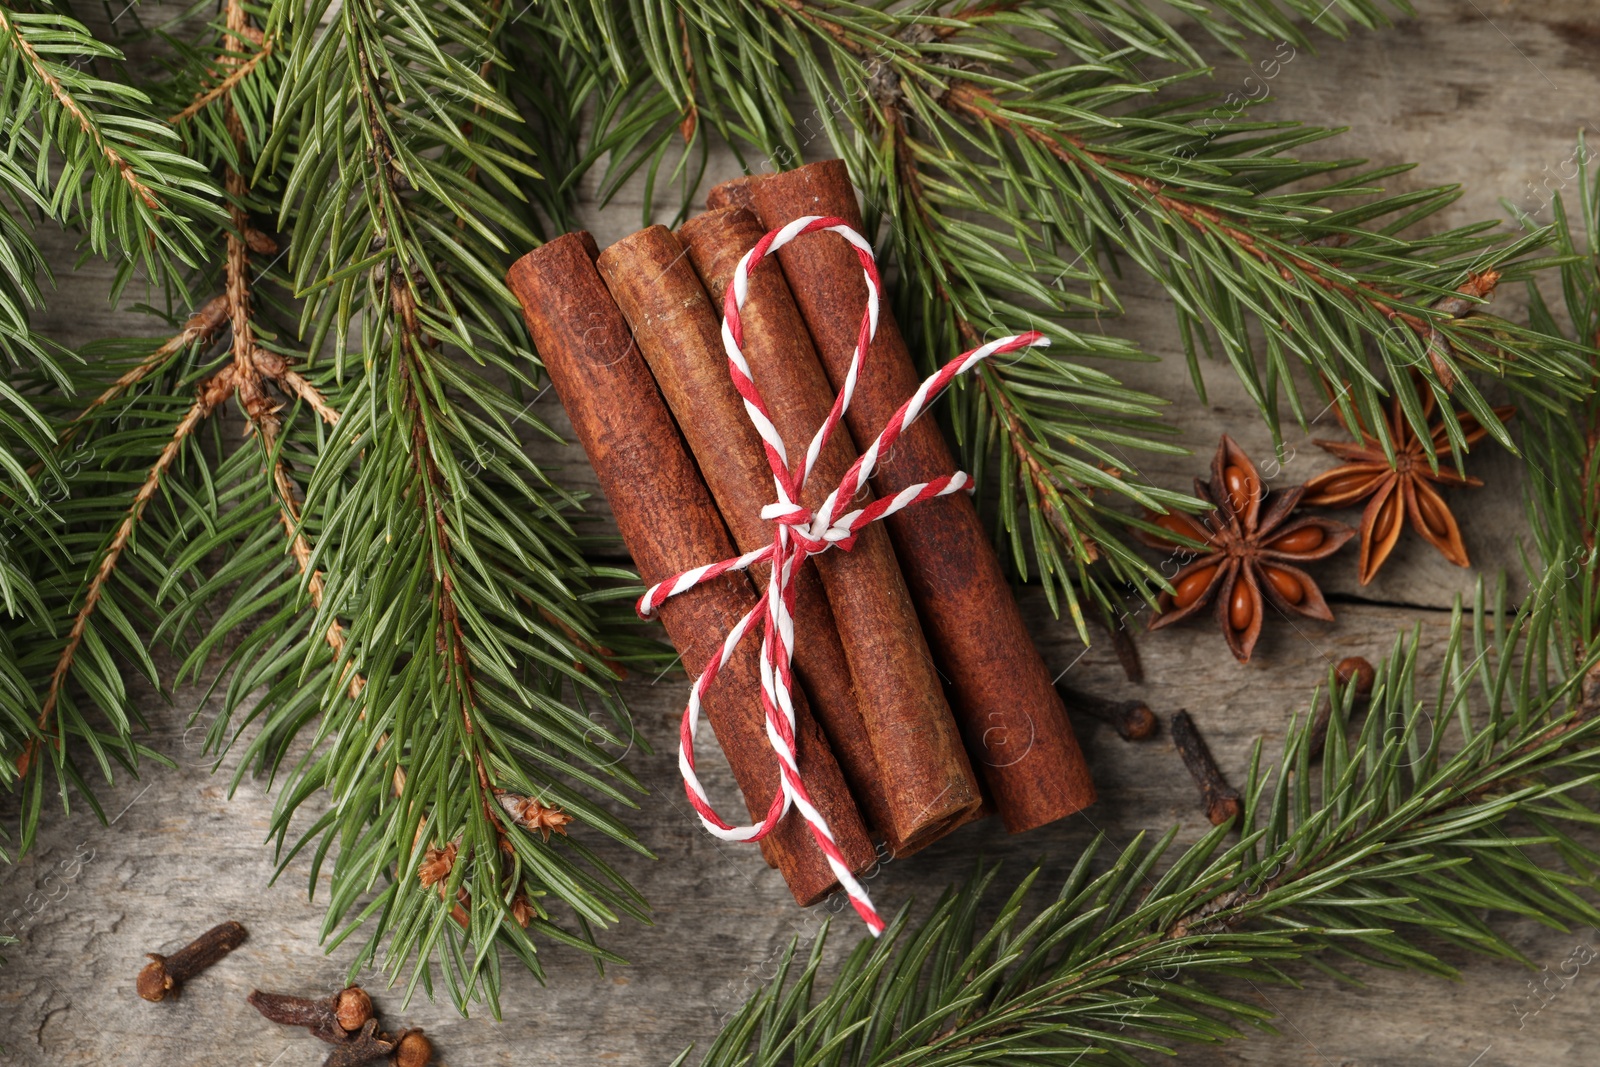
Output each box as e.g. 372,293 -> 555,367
1170,711 -> 1241,825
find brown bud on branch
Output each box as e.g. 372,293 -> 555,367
494,788 -> 574,841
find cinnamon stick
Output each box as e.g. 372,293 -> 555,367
597,225 -> 982,850
678,206 -> 985,853
727,160 -> 1097,832
506,233 -> 875,905
706,176 -> 758,211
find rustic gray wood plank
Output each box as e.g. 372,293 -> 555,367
4,3 -> 1600,1066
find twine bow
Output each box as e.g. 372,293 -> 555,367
637,216 -> 1048,933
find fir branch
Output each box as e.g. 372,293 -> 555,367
270,431 -> 363,699
55,296 -> 231,450
168,35 -> 275,125
242,0 -> 658,1010
276,368 -> 341,425
0,6 -> 160,212
693,569 -> 1600,1064
0,3 -> 218,265
18,365 -> 235,779
2,1 -> 659,1011
1519,132 -> 1600,660
561,0 -> 1591,637
0,1 -> 220,512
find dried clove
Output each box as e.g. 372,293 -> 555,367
137,920 -> 248,1002
1309,656 -> 1377,760
249,985 -> 373,1044
1170,711 -> 1241,825
1057,684 -> 1158,742
323,1019 -> 397,1067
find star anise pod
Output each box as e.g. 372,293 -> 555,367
1139,436 -> 1354,663
1302,377 -> 1513,584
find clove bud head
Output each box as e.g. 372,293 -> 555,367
336,986 -> 373,1032
1336,656 -> 1376,698
393,1029 -> 433,1067
1116,702 -> 1159,742
137,956 -> 178,1002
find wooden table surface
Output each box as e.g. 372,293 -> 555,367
4,3 -> 1600,1064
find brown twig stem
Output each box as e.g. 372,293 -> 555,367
64,296 -> 230,436
168,38 -> 273,124
0,7 -> 162,210
19,367 -> 236,775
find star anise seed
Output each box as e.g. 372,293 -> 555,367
1302,376 -> 1512,584
1139,435 -> 1355,664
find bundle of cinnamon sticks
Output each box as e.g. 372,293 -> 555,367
506,160 -> 1096,908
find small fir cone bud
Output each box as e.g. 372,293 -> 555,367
493,789 -> 574,841
251,348 -> 288,379
415,841 -> 473,927
510,891 -> 535,929
186,293 -> 231,337
245,227 -> 279,255
417,841 -> 457,887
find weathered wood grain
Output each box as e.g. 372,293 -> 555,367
4,3 -> 1600,1065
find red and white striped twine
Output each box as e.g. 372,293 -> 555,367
637,216 -> 1048,934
